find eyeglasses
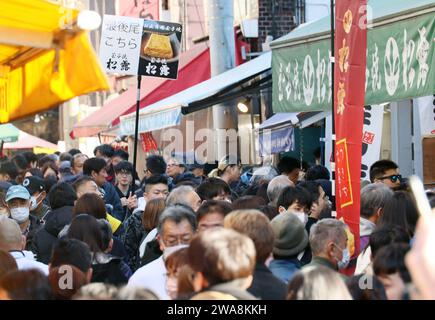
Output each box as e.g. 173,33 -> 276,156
378,174 -> 402,183
117,171 -> 131,177
163,235 -> 192,247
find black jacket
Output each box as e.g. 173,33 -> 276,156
139,238 -> 162,268
120,210 -> 146,271
103,182 -> 125,222
30,206 -> 74,264
91,253 -> 132,286
248,263 -> 288,300
115,185 -> 134,220
25,214 -> 43,251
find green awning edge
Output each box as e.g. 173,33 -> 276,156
270,0 -> 435,49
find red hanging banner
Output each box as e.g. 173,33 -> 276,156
334,0 -> 368,257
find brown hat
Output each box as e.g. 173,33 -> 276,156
270,212 -> 308,256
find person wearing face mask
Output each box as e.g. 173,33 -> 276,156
127,205 -> 197,299
277,185 -> 312,226
5,185 -> 42,251
164,246 -> 189,300
22,176 -> 50,223
303,219 -> 350,280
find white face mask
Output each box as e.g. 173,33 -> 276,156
10,207 -> 30,224
30,195 -> 42,211
289,210 -> 308,225
335,246 -> 351,270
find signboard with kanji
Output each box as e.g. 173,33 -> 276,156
99,15 -> 182,80
333,0 -> 368,258
138,20 -> 182,80
99,15 -> 144,76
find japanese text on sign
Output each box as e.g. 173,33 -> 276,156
99,15 -> 144,76
335,139 -> 354,208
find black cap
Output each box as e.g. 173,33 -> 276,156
22,176 -> 46,195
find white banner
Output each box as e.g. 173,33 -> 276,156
361,105 -> 384,181
99,15 -> 144,76
414,95 -> 435,135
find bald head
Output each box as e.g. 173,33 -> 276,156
267,175 -> 294,205
0,218 -> 24,251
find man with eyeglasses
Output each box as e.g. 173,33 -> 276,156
127,205 -> 197,299
114,161 -> 138,219
370,160 -> 403,190
166,158 -> 186,178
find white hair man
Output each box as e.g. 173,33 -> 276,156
267,175 -> 294,206
166,185 -> 202,212
304,219 -> 348,275
127,205 -> 197,299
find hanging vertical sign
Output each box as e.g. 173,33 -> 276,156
361,105 -> 384,180
138,20 -> 183,79
99,15 -> 144,76
334,0 -> 368,257
99,15 -> 182,79
414,95 -> 435,135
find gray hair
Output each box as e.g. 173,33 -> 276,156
73,283 -> 118,300
309,219 -> 346,256
157,204 -> 197,235
250,166 -> 278,185
166,185 -> 195,207
0,217 -> 22,250
360,183 -> 393,219
267,175 -> 294,204
289,265 -> 352,300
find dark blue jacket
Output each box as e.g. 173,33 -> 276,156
31,206 -> 73,264
269,258 -> 301,284
102,182 -> 125,221
248,263 -> 288,300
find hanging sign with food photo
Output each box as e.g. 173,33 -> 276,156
99,15 -> 182,80
138,20 -> 182,80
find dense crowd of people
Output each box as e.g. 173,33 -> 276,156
0,145 -> 435,300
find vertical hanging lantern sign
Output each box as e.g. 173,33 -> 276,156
99,15 -> 182,80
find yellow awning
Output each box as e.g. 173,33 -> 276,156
0,0 -> 109,123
